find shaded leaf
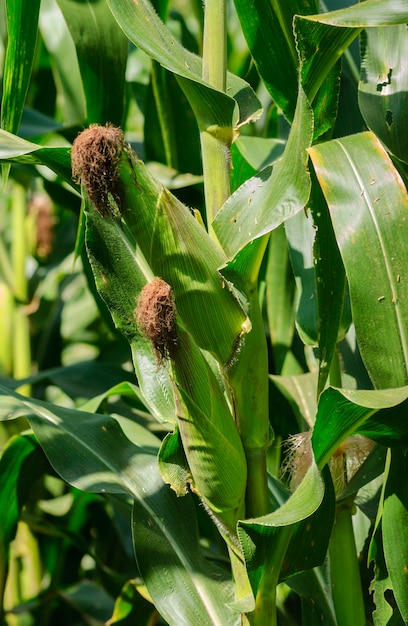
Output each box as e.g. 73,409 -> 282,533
39,0 -> 85,126
382,448 -> 408,623
0,434 -> 48,606
237,461 -> 333,597
57,0 -> 128,126
233,0 -> 318,122
295,0 -> 408,137
312,386 -> 408,469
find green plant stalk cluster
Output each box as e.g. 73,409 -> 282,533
72,125 -> 252,527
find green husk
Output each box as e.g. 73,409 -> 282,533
136,277 -> 247,525
71,124 -> 249,366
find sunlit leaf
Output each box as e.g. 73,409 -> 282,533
0,128 -> 73,184
84,201 -> 176,425
213,86 -> 313,261
309,132 -> 408,389
107,0 -> 261,132
1,0 -> 41,135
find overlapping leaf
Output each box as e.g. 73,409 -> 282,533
0,386 -> 237,626
0,129 -> 73,185
107,0 -> 261,133
312,386 -> 408,469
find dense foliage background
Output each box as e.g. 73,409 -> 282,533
0,0 -> 408,625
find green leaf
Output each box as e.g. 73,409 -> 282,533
132,484 -> 240,626
295,0 -> 408,137
309,131 -> 408,389
287,560 -> 337,626
312,386 -> 408,469
1,0 -> 41,135
358,24 -> 408,163
158,429 -> 190,497
382,448 -> 408,623
107,0 -> 261,131
0,382 -> 231,625
171,328 -> 247,521
233,0 -> 318,122
108,580 -> 158,625
271,372 -> 318,429
0,128 -> 74,185
285,208 -> 318,347
56,0 -> 128,126
39,0 -> 85,126
0,434 -> 48,608
309,174 -> 350,394
295,17 -> 357,134
264,225 -> 297,376
303,0 -> 408,27
213,85 -> 313,261
0,384 -> 161,496
237,460 -> 331,597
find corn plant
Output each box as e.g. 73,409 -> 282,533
1,0 -> 408,624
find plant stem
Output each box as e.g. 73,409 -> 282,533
11,183 -> 31,395
227,278 -> 271,519
329,497 -> 366,626
201,0 -> 230,235
12,183 -> 28,303
252,525 -> 294,626
202,0 -> 227,91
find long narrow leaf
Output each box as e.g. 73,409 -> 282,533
309,132 -> 408,389
0,129 -> 73,185
56,0 -> 128,125
132,481 -> 240,626
233,0 -> 317,122
2,0 -> 41,135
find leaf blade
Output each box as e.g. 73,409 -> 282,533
309,132 -> 408,389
